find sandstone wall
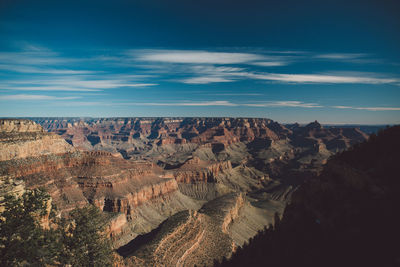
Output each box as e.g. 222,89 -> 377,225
0,119 -> 44,133
0,119 -> 74,161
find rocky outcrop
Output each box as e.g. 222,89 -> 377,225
290,120 -> 368,151
0,176 -> 25,212
0,119 -> 44,133
93,178 -> 179,214
121,193 -> 275,266
172,157 -> 232,184
106,213 -> 129,239
0,119 -> 74,161
222,193 -> 245,234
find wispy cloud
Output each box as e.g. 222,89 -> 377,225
0,51 -> 73,65
3,46 -> 396,89
127,49 -> 399,85
1,44 -> 399,121
13,78 -> 155,89
244,101 -> 323,108
131,49 -> 290,67
0,94 -> 80,100
333,105 -> 400,111
176,70 -> 399,85
313,53 -> 383,64
314,53 -> 367,60
1,86 -> 102,92
249,61 -> 288,67
0,64 -> 95,74
180,77 -> 234,84
129,100 -> 400,110
54,100 -> 239,107
248,73 -> 399,84
120,100 -> 323,108
132,50 -> 265,64
132,51 -> 398,84
129,100 -> 238,106
0,45 -> 158,93
54,101 -> 107,106
170,65 -> 242,84
204,93 -> 263,96
1,78 -> 158,92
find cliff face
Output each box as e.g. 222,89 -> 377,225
0,119 -> 201,247
0,119 -> 74,161
92,178 -> 179,214
1,119 -> 44,133
122,193 -> 276,267
172,157 -> 232,183
221,193 -> 245,234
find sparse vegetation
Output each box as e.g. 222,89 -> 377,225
0,189 -> 114,266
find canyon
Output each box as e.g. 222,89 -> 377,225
0,117 -> 370,266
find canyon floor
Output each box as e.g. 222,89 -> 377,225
0,118 -> 371,266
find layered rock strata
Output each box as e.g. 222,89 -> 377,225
0,119 -> 74,161
121,193 -> 278,267
0,119 -> 201,247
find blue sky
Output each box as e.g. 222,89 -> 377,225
0,0 -> 399,124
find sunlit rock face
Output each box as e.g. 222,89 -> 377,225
0,119 -> 74,161
0,119 -> 200,247
1,119 -> 44,133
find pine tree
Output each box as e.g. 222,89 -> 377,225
62,205 -> 113,266
0,188 -> 59,266
0,189 -> 114,266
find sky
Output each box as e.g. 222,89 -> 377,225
0,0 -> 399,124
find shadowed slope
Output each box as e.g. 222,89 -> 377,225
217,126 -> 400,267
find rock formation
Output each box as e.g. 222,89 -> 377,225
216,125 -> 400,267
1,118 -> 370,266
120,193 -> 277,267
0,119 -> 201,248
0,119 -> 74,161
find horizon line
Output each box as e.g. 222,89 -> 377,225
0,116 -> 397,126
